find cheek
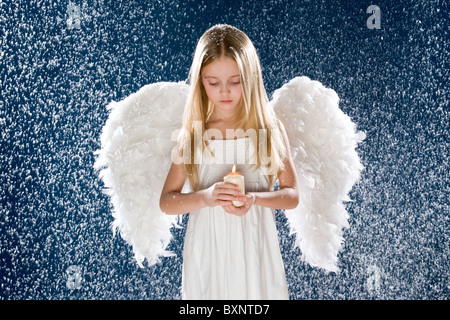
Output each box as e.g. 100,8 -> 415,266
203,84 -> 216,100
208,88 -> 221,100
233,85 -> 242,99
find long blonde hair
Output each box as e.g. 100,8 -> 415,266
179,24 -> 286,191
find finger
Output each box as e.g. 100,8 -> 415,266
216,194 -> 241,202
215,199 -> 234,207
216,189 -> 242,199
221,182 -> 241,192
237,195 -> 252,206
221,203 -> 235,214
223,203 -> 248,217
212,186 -> 238,198
222,201 -> 238,211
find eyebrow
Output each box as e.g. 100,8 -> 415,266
202,74 -> 240,79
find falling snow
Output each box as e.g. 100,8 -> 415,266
0,0 -> 448,299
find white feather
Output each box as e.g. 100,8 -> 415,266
94,81 -> 189,267
271,76 -> 365,272
94,77 -> 364,273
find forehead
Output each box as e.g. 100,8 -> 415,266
202,56 -> 240,78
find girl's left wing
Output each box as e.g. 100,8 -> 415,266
94,81 -> 189,267
271,76 -> 365,272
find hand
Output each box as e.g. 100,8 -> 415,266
222,193 -> 256,217
203,182 -> 243,208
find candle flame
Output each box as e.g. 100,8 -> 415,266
232,164 -> 236,173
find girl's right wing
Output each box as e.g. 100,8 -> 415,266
94,81 -> 189,267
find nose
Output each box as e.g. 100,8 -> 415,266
220,83 -> 231,94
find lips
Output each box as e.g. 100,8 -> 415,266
220,100 -> 233,104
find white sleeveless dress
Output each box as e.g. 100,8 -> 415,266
182,138 -> 289,300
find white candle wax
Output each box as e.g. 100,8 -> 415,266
224,165 -> 245,207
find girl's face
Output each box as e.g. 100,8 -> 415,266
201,56 -> 242,117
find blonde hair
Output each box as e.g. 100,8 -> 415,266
179,24 -> 286,191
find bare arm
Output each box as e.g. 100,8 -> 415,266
235,123 -> 299,211
250,160 -> 299,210
233,157 -> 299,211
159,162 -> 204,215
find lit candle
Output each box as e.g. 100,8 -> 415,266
224,164 -> 245,207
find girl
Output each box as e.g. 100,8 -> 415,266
160,24 -> 299,300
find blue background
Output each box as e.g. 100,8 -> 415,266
0,0 -> 448,299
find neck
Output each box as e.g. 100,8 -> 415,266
208,109 -> 239,125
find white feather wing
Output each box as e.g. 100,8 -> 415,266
271,76 -> 365,272
94,81 -> 189,267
